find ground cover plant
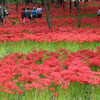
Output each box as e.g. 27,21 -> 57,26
0,47 -> 100,100
0,1 -> 100,100
0,2 -> 100,43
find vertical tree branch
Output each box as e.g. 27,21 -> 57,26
43,0 -> 52,29
41,0 -> 44,6
52,0 -> 54,4
24,0 -> 26,8
1,0 -> 4,27
76,0 -> 81,28
47,0 -> 49,11
84,0 -> 86,12
3,0 -> 5,6
16,0 -> 18,11
69,0 -> 71,13
62,0 -> 65,10
34,0 -> 36,6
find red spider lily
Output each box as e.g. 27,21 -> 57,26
49,88 -> 54,91
27,97 -> 30,100
53,92 -> 58,96
63,91 -> 66,93
0,48 -> 100,94
18,90 -> 23,94
0,2 -> 100,43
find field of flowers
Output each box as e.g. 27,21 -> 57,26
0,1 -> 100,100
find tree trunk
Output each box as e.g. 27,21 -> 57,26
16,0 -> 18,11
69,0 -> 72,13
43,0 -> 52,29
41,0 -> 44,6
23,0 -> 26,8
31,0 -> 33,3
52,0 -> 54,4
3,0 -> 5,6
47,0 -> 49,11
62,0 -> 65,10
25,0 -> 30,3
58,0 -> 62,4
57,0 -> 59,6
84,0 -> 86,12
76,0 -> 81,28
1,0 -> 4,27
34,0 -> 36,6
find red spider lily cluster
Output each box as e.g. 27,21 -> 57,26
0,47 -> 100,94
0,1 -> 100,43
0,25 -> 100,43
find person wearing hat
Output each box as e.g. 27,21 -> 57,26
32,7 -> 37,19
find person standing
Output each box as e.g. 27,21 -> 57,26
74,0 -> 79,7
4,6 -> 9,19
21,8 -> 26,22
36,5 -> 43,19
25,8 -> 31,20
0,6 -> 8,19
74,0 -> 77,7
32,7 -> 37,19
0,6 -> 1,19
97,8 -> 100,20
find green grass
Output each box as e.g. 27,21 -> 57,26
0,41 -> 100,58
0,82 -> 100,100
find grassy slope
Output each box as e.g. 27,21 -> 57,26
0,41 -> 100,58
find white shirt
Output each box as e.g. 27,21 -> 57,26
97,9 -> 100,15
36,8 -> 43,14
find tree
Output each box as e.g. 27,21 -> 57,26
76,0 -> 81,28
3,0 -> 5,6
69,0 -> 72,13
1,0 -> 4,27
43,0 -> 52,29
41,0 -> 44,6
52,0 -> 54,4
58,0 -> 62,4
31,0 -> 33,3
22,0 -> 26,7
33,0 -> 36,6
16,0 -> 18,11
25,0 -> 31,3
47,0 -> 49,11
62,0 -> 65,10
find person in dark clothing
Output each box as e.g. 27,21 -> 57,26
74,0 -> 77,7
0,6 -> 8,19
21,8 -> 26,22
4,6 -> 9,19
74,0 -> 79,7
25,8 -> 31,20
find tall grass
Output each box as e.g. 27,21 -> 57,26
0,41 -> 100,58
0,82 -> 100,100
